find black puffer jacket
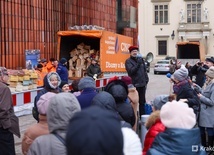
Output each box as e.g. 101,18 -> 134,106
176,83 -> 200,114
92,91 -> 132,128
87,64 -> 102,78
191,64 -> 208,87
104,80 -> 136,127
125,56 -> 149,87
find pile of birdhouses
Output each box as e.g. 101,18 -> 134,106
7,69 -> 38,93
69,42 -> 100,78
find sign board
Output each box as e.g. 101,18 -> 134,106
25,49 -> 40,69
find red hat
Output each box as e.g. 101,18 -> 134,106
128,46 -> 139,53
121,76 -> 132,85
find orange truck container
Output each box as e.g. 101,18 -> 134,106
57,30 -> 133,77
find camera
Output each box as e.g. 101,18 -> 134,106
197,62 -> 202,66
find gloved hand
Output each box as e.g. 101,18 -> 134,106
136,57 -> 143,64
93,74 -> 97,80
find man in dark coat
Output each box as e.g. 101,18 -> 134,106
57,58 -> 68,82
0,67 -> 20,155
125,46 -> 149,117
87,58 -> 102,80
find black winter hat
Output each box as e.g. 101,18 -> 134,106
66,106 -> 123,155
60,58 -> 67,64
205,57 -> 214,64
104,80 -> 128,102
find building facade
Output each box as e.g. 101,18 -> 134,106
0,0 -> 138,69
138,0 -> 213,64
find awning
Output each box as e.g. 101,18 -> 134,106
176,42 -> 200,46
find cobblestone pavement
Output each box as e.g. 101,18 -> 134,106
15,68 -> 170,154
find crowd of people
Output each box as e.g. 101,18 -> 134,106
0,46 -> 214,155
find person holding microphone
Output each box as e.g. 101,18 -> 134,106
125,46 -> 149,117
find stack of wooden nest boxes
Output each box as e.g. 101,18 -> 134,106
8,69 -> 38,93
69,42 -> 100,79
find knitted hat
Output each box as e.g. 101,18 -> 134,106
66,106 -> 123,155
205,66 -> 214,78
60,58 -> 67,64
128,46 -> 138,53
205,57 -> 214,64
78,76 -> 96,90
59,81 -> 68,89
122,128 -> 142,155
160,101 -> 196,129
172,65 -> 188,81
121,76 -> 132,86
37,92 -> 56,115
37,64 -> 43,68
152,95 -> 169,110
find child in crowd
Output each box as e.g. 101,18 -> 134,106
143,95 -> 170,155
147,101 -> 206,155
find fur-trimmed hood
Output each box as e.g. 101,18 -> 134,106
145,111 -> 160,128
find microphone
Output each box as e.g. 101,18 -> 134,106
166,73 -> 176,83
166,73 -> 172,78
136,53 -> 143,58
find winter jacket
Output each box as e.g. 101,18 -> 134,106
0,82 -> 20,138
28,93 -> 81,155
175,82 -> 200,114
143,111 -> 165,155
91,91 -> 132,128
76,88 -> 98,109
22,115 -> 49,155
143,110 -> 165,155
33,73 -> 62,121
105,80 -> 136,127
199,80 -> 214,128
191,65 -> 207,87
87,64 -> 102,78
125,56 -> 149,87
57,63 -> 68,82
147,128 -> 206,155
127,84 -> 139,131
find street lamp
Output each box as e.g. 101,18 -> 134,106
171,30 -> 175,40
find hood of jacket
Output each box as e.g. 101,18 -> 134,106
47,93 -> 81,135
145,110 -> 160,128
43,72 -> 61,91
149,127 -> 204,155
105,80 -> 128,102
92,91 -> 118,112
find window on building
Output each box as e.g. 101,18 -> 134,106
187,3 -> 201,23
154,4 -> 168,24
158,40 -> 167,55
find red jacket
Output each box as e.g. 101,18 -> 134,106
142,111 -> 165,155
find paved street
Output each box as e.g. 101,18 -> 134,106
14,68 -> 170,154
